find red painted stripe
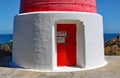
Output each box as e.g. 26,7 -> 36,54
20,0 -> 96,13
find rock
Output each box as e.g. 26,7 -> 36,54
104,46 -> 111,55
8,40 -> 13,50
0,40 -> 13,58
111,45 -> 120,55
105,38 -> 117,47
117,34 -> 120,42
1,44 -> 11,53
104,34 -> 120,56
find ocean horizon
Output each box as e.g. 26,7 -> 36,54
0,33 -> 119,44
104,33 -> 119,41
0,34 -> 13,44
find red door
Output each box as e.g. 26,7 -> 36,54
57,24 -> 76,66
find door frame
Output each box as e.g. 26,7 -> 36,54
54,20 -> 85,67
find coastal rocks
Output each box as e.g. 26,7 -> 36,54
0,40 -> 12,58
105,34 -> 120,56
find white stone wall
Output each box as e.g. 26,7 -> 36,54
13,13 -> 54,70
13,12 -> 107,70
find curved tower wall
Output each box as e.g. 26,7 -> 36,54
12,0 -> 107,70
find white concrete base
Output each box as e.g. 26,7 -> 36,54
13,12 -> 107,70
10,61 -> 107,72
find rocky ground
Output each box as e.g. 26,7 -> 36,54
105,34 -> 120,55
0,40 -> 12,58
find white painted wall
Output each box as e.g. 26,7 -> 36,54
13,12 -> 107,70
76,21 -> 85,67
84,15 -> 106,68
13,13 -> 54,70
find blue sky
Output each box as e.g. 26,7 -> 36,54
0,0 -> 120,34
97,0 -> 120,33
0,0 -> 20,34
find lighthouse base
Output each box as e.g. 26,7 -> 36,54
12,12 -> 107,70
9,61 -> 107,72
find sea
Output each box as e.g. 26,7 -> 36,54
0,33 -> 119,44
0,34 -> 13,44
104,33 -> 119,42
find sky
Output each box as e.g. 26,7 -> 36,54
0,0 -> 120,34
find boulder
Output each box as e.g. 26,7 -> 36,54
104,34 -> 120,56
0,40 -> 13,58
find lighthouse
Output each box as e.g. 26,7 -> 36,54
12,0 -> 107,71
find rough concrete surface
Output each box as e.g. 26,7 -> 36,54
13,12 -> 105,70
0,56 -> 120,78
